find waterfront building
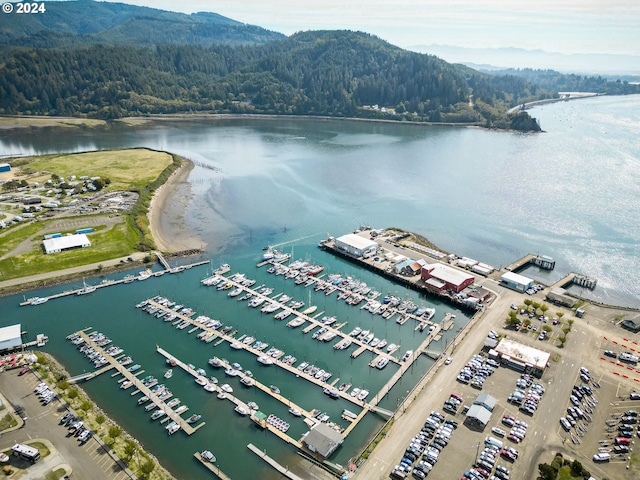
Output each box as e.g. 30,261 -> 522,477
0,324 -> 22,352
473,393 -> 497,412
499,271 -> 534,293
421,263 -> 475,293
546,288 -> 577,308
43,233 -> 91,254
334,234 -> 378,258
301,423 -> 344,458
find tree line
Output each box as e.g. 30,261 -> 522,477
0,30 -> 544,130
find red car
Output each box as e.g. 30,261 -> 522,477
18,366 -> 30,376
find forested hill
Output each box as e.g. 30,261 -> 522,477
0,4 -> 545,131
487,68 -> 640,96
0,0 -> 284,47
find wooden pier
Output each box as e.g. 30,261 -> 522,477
157,346 -> 304,448
193,452 -> 231,480
75,331 -> 204,435
19,258 -> 209,306
247,444 -> 305,480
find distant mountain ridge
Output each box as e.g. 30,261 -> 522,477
0,0 -> 284,47
409,44 -> 640,78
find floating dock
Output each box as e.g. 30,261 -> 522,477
193,452 -> 231,480
73,330 -> 204,435
20,258 -> 209,306
247,443 -> 305,480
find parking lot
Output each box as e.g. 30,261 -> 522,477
0,368 -> 132,480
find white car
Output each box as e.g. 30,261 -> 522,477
491,427 -> 507,437
445,356 -> 453,365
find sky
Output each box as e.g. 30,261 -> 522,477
95,0 -> 639,57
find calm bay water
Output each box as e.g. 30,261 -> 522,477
1,95 -> 639,478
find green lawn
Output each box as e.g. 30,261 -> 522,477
0,218 -> 137,280
25,148 -> 173,191
0,222 -> 43,257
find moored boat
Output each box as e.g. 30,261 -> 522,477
234,405 -> 249,416
164,369 -> 173,379
201,450 -> 216,462
187,414 -> 201,424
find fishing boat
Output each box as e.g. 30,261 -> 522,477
195,376 -> 208,386
386,343 -> 398,353
220,384 -> 233,393
375,357 -> 390,369
247,401 -> 259,411
286,317 -> 304,328
357,389 -> 370,401
137,396 -> 150,406
349,327 -> 362,337
343,409 -> 358,420
175,405 -> 188,414
144,402 -> 157,412
225,367 -> 238,377
204,382 -> 217,392
240,377 -> 253,387
164,369 -> 173,379
187,414 -> 201,424
350,387 -> 361,398
288,407 -> 302,417
216,392 -> 227,400
323,388 -> 340,399
76,280 -> 97,296
269,385 -> 280,394
127,364 -> 141,372
166,398 -> 180,408
120,380 -> 133,389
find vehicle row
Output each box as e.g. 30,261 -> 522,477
391,411 -> 457,479
34,382 -> 57,405
59,411 -> 94,444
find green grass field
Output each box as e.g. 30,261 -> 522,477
26,149 -> 173,191
0,217 -> 137,280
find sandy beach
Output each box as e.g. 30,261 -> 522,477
148,159 -> 204,253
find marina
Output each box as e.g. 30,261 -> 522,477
67,330 -> 206,436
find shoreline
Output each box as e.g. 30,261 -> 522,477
148,159 -> 203,253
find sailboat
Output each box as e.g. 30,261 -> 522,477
76,279 -> 97,296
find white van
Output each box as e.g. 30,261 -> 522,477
593,452 -> 610,462
484,436 -> 503,449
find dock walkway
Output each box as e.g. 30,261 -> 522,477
193,452 -> 231,480
247,444 -> 305,480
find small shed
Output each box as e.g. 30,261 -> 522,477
465,404 -> 492,430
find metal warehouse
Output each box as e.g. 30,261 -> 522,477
421,263 -> 475,293
43,233 -> 91,254
334,234 -> 378,258
500,271 -> 534,293
0,324 -> 22,352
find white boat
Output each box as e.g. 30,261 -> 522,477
204,383 -> 217,392
166,422 -> 181,435
301,305 -> 317,315
220,384 -> 233,393
29,297 -> 49,305
350,387 -> 361,397
195,376 -> 208,386
234,405 -> 249,416
286,317 -> 305,328
375,357 -> 389,369
150,409 -> 166,420
257,356 -> 274,365
248,401 -> 259,411
201,450 -> 216,462
401,350 -> 414,362
166,398 -> 180,408
357,389 -> 369,401
349,327 -> 362,337
288,407 -> 302,417
174,405 -> 188,414
208,357 -> 222,368
269,385 -> 280,394
225,368 -> 238,377
343,409 -> 358,420
386,343 -> 398,352
164,369 -> 173,379
76,280 -> 97,296
137,272 -> 151,281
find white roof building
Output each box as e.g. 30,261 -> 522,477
43,233 -> 91,254
334,234 -> 378,258
0,324 -> 22,351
